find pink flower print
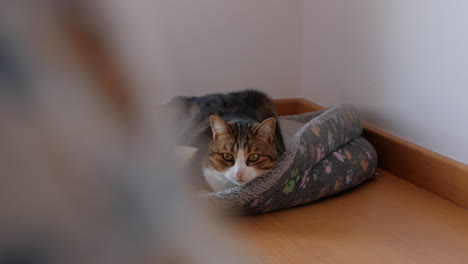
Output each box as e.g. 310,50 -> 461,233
345,170 -> 353,184
251,199 -> 259,208
300,175 -> 310,189
346,175 -> 352,184
333,151 -> 344,162
300,168 -> 311,189
324,160 -> 332,174
316,147 -> 322,163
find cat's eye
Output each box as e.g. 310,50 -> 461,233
222,153 -> 234,161
248,154 -> 260,162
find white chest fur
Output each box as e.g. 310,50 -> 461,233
203,168 -> 236,192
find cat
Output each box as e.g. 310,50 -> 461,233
169,90 -> 285,192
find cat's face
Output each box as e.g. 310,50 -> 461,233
203,115 -> 278,192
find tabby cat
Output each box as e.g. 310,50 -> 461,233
170,90 -> 285,192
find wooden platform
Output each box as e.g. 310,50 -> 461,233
228,99 -> 468,264
232,169 -> 468,264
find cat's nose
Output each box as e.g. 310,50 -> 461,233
236,171 -> 245,179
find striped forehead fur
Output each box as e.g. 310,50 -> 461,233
210,121 -> 276,157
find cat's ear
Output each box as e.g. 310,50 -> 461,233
210,115 -> 230,140
254,117 -> 276,142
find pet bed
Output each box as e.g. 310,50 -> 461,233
197,104 -> 378,214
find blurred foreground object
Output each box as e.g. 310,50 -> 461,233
0,2 -> 249,264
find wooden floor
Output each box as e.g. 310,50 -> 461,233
231,170 -> 468,264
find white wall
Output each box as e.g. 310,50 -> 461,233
302,1 -> 468,164
101,0 -> 467,163
101,0 -> 303,104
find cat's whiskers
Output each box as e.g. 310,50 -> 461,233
220,179 -> 233,189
